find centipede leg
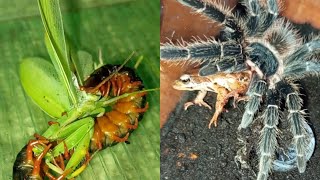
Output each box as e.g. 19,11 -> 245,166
100,81 -> 111,97
43,162 -> 72,180
125,118 -> 139,130
111,133 -> 130,142
116,76 -> 123,96
33,133 -> 47,140
129,81 -> 142,88
26,140 -> 49,164
42,164 -> 57,180
63,141 -> 70,160
54,141 -> 69,171
56,155 -> 65,171
134,102 -> 149,113
22,139 -> 51,179
111,78 -> 118,96
93,122 -> 103,150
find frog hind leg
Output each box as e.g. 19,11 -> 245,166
208,87 -> 229,128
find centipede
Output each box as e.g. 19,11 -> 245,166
82,64 -> 148,151
13,64 -> 148,179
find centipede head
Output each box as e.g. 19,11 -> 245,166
82,64 -> 142,93
13,145 -> 44,180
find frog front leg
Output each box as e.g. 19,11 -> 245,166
184,90 -> 212,110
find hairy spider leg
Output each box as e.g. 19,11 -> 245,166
278,81 -> 308,173
202,34 -> 281,78
257,89 -> 280,180
161,39 -> 243,61
239,78 -> 267,129
26,140 -> 48,164
92,122 -> 104,151
245,0 -> 260,36
177,0 -> 243,40
245,0 -> 278,36
160,0 -> 245,66
260,0 -> 280,33
284,39 -> 320,79
178,0 -> 225,22
199,55 -> 247,76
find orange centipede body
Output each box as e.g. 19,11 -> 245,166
81,65 -> 148,152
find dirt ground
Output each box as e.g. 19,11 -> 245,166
160,0 -> 320,179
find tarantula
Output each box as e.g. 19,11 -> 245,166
161,0 -> 320,179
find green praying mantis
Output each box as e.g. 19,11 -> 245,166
13,0 -> 158,179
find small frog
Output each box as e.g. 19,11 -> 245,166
173,71 -> 251,128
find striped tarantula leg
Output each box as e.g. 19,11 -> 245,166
285,39 -> 320,65
177,0 -> 242,41
177,0 -> 227,23
199,55 -> 247,75
278,81 -> 308,173
259,0 -> 280,32
239,78 -> 267,129
257,89 -> 279,180
160,40 -> 242,63
284,60 -> 320,79
283,40 -> 320,78
244,0 -> 261,36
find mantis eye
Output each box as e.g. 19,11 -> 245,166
180,74 -> 191,83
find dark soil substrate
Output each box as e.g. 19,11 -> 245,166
161,77 -> 320,180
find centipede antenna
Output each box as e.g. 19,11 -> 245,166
116,51 -> 136,72
87,52 -> 136,92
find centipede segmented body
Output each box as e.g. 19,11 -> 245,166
82,64 -> 148,151
13,64 -> 148,179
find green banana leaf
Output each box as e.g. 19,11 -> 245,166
0,0 -> 160,179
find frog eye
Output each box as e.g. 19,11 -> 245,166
180,74 -> 191,83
